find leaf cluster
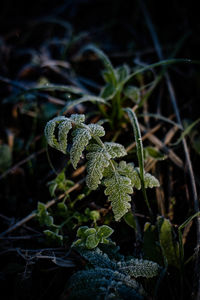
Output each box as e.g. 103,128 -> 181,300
44,113 -> 159,221
67,245 -> 160,299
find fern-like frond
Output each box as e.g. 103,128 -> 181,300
117,258 -> 160,278
70,128 -> 92,169
70,113 -> 85,124
144,173 -> 160,188
105,142 -> 127,158
57,119 -> 72,153
86,144 -> 111,190
117,162 -> 141,190
87,124 -> 105,137
44,116 -> 66,150
68,268 -> 144,300
104,173 -> 133,221
77,247 -> 117,269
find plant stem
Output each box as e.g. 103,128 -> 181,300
124,108 -> 153,219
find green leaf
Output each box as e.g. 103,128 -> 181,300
48,171 -> 74,196
70,114 -> 85,124
124,108 -> 144,182
57,202 -> 68,217
37,202 -> 54,227
171,117 -> 200,146
144,173 -> 160,188
88,124 -> 105,137
144,147 -> 166,161
57,119 -> 72,153
117,162 -> 141,190
124,86 -> 140,103
118,258 -> 160,278
116,64 -> 130,82
157,217 -> 180,268
26,84 -> 84,94
104,173 -> 132,221
86,144 -> 111,190
84,228 -> 97,237
97,225 -> 114,240
44,116 -> 66,150
179,211 -> 200,231
100,83 -> 116,100
65,95 -> 110,111
85,209 -> 100,222
86,234 -> 99,249
70,128 -> 92,168
77,226 -> 89,238
123,211 -> 136,229
104,142 -> 127,158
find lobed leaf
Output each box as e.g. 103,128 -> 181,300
118,258 -> 160,278
144,173 -> 160,188
104,142 -> 127,158
70,128 -> 92,168
57,119 -> 72,153
87,124 -> 105,137
44,116 -> 66,149
70,113 -> 85,124
86,144 -> 111,190
117,162 -> 141,190
104,173 -> 133,221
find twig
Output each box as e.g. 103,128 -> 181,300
0,179 -> 84,237
140,124 -> 184,169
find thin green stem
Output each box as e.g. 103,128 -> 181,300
124,108 -> 153,219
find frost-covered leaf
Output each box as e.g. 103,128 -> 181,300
86,234 -> 99,249
37,202 -> 54,227
73,225 -> 114,250
104,142 -> 127,158
70,113 -> 85,124
124,86 -> 140,103
48,170 -> 74,196
65,95 -> 109,111
96,225 -> 114,240
117,162 -> 141,190
88,124 -> 105,137
104,173 -> 132,221
144,173 -> 160,188
100,83 -> 116,100
44,116 -> 66,149
70,128 -> 92,168
118,258 -> 160,278
116,64 -> 130,82
58,119 -> 72,153
86,144 -> 111,190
